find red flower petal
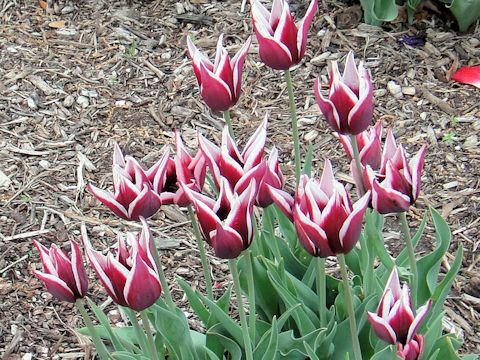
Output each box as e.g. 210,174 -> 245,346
34,271 -> 77,303
451,65 -> 480,89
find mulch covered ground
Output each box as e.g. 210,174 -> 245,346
0,0 -> 479,358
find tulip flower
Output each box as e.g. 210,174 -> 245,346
83,218 -> 162,311
33,240 -> 88,303
250,0 -> 318,70
198,116 -> 268,192
187,34 -> 252,111
255,147 -> 284,207
271,160 -> 370,257
182,178 -> 256,259
368,268 -> 432,346
88,143 -> 172,221
314,51 -> 374,135
397,334 -> 424,360
364,130 -> 427,214
338,121 -> 383,170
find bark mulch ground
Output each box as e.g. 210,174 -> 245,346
0,0 -> 479,358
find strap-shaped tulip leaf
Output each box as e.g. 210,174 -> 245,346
447,0 -> 480,32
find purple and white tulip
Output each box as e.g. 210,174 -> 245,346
368,268 -> 432,346
251,0 -> 318,70
187,34 -> 252,111
397,334 -> 424,360
33,240 -> 88,303
314,51 -> 374,135
83,218 -> 162,311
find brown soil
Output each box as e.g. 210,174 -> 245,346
0,0 -> 479,358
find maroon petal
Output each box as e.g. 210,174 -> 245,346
339,191 -> 370,254
51,246 -> 77,296
70,240 -> 88,297
252,22 -> 293,70
370,175 -> 411,214
409,144 -> 427,202
388,294 -> 415,344
347,66 -> 374,135
241,115 -> 268,171
268,186 -> 294,221
128,186 -> 162,220
225,181 -> 256,248
33,240 -> 56,275
199,63 -> 234,111
318,192 -> 350,253
296,0 -> 317,60
367,312 -> 397,344
314,78 -> 341,133
231,36 -> 252,100
124,253 -> 162,311
198,134 -> 222,189
34,271 -> 77,303
273,5 -> 298,64
329,81 -> 358,134
211,225 -> 244,259
407,299 -> 432,343
87,183 -> 129,219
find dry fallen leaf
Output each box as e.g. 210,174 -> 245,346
48,20 -> 67,29
39,0 -> 48,10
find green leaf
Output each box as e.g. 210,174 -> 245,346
447,0 -> 480,32
407,0 -> 422,23
87,298 -> 130,352
396,212 -> 427,267
303,341 -> 320,360
200,297 -> 244,345
178,278 -> 211,326
111,351 -> 150,360
426,334 -> 464,360
303,142 -> 313,177
254,316 -> 279,360
370,345 -> 399,360
277,329 -> 323,359
416,207 -> 451,304
207,327 -> 243,360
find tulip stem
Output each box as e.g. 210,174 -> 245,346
244,249 -> 256,344
263,206 -> 281,260
228,259 -> 254,360
149,235 -> 175,309
284,69 -> 301,185
399,212 -> 418,309
188,204 -> 214,301
124,307 -> 149,356
316,257 -> 327,328
75,299 -> 111,360
350,135 -> 366,196
224,110 -> 234,139
140,310 -> 160,360
338,254 -> 363,360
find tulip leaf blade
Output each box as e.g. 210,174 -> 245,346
303,341 -> 320,360
277,329 -> 323,359
254,316 -> 279,360
206,327 -> 243,360
396,211 -> 427,267
416,207 -> 451,304
369,345 -> 398,360
111,351 -> 150,360
447,0 -> 480,32
178,278 -> 211,326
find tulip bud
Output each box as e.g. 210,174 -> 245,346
314,51 -> 374,135
182,178 -> 257,259
84,218 -> 162,311
187,34 -> 251,111
368,268 -> 432,347
397,334 -> 424,360
251,0 -> 318,70
291,160 -> 370,257
365,130 -> 427,214
88,143 -> 167,221
33,240 -> 88,303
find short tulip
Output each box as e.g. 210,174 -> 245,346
397,334 -> 424,360
368,268 -> 432,346
251,0 -> 318,70
83,218 -> 162,311
314,51 -> 374,135
187,34 -> 251,111
198,116 -> 268,192
182,178 -> 256,259
256,147 -> 284,207
272,160 -> 370,257
33,240 -> 88,303
88,143 -> 168,221
365,130 -> 427,214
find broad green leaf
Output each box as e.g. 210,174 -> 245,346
370,345 -> 399,360
277,329 -> 323,359
79,325 -> 138,347
207,328 -> 243,360
303,341 -> 320,360
427,334 -> 464,360
448,0 -> 480,32
407,0 -> 422,23
111,352 -> 149,360
178,278 -> 210,326
254,316 -> 279,360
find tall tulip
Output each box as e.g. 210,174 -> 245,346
181,178 -> 256,259
88,143 -> 170,221
367,268 -> 432,346
33,240 -> 88,303
83,218 -> 162,311
187,34 -> 252,112
251,0 -> 318,70
314,51 -> 374,135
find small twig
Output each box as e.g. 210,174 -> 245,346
0,255 -> 28,274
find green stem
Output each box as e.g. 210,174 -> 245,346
263,206 -> 281,260
228,259 -> 253,360
124,307 -> 149,356
188,204 -> 214,301
399,212 -> 418,309
284,69 -> 301,185
75,299 -> 110,360
224,110 -> 234,139
338,254 -> 363,360
244,249 -> 256,344
149,231 -> 175,309
350,135 -> 366,196
140,310 -> 160,360
316,257 -> 327,328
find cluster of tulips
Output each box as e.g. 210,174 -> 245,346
31,0 -> 471,359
